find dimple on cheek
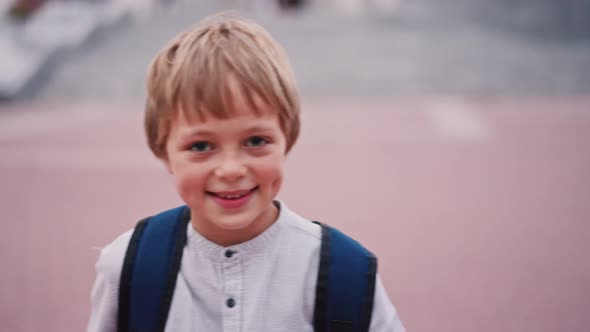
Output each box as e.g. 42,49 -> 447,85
261,168 -> 283,195
175,175 -> 205,203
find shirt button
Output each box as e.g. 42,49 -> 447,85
225,250 -> 235,258
226,298 -> 236,308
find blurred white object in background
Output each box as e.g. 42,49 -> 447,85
370,0 -> 403,14
0,0 -> 12,16
23,1 -> 102,49
333,0 -> 365,15
332,0 -> 403,16
0,36 -> 47,98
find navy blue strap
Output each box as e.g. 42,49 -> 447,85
313,222 -> 377,332
118,206 -> 190,332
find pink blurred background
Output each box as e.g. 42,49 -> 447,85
2,98 -> 589,331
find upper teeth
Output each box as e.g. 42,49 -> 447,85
220,193 -> 246,199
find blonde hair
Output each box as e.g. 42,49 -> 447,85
145,12 -> 300,159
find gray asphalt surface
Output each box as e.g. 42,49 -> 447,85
28,0 -> 590,103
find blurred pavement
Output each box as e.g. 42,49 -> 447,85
22,0 -> 590,101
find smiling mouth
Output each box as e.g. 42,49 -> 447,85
207,187 -> 258,200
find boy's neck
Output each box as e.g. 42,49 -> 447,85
190,203 -> 280,247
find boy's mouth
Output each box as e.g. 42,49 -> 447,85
206,187 -> 258,209
206,187 -> 258,200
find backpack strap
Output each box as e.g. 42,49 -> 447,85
313,222 -> 378,332
118,205 -> 190,332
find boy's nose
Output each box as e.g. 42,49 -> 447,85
214,156 -> 247,182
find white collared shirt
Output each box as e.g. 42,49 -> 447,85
87,201 -> 406,332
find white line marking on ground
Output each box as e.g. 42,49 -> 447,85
0,146 -> 161,169
428,101 -> 490,142
0,106 -> 120,141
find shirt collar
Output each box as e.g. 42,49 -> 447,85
186,200 -> 288,261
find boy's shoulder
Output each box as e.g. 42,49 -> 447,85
94,228 -> 134,283
280,205 -> 322,241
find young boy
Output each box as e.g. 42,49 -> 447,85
87,12 -> 405,332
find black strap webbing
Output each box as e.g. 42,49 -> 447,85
117,206 -> 190,332
313,221 -> 378,332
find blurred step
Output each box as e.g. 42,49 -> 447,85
0,29 -> 48,99
0,0 -> 156,100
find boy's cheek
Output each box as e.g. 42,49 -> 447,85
255,158 -> 284,178
270,177 -> 283,197
174,172 -> 205,199
258,164 -> 284,195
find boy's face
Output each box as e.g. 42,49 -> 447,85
162,95 -> 287,245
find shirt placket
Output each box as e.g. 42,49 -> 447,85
221,249 -> 243,332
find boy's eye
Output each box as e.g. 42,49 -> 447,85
245,136 -> 269,147
190,141 -> 212,152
